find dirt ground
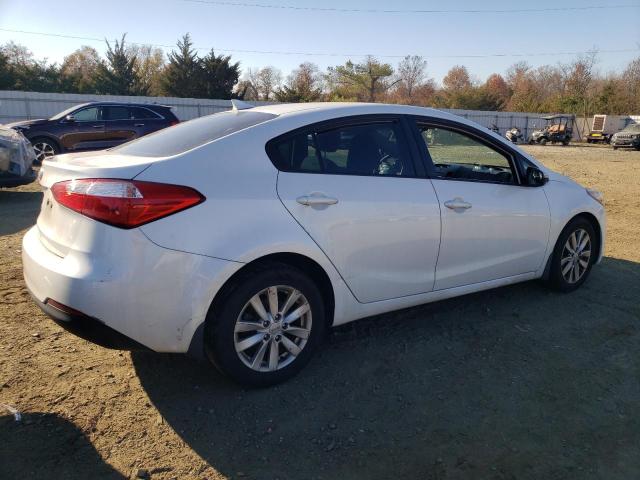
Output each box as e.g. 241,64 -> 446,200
1,145 -> 639,480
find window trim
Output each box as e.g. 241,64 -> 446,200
128,106 -> 164,120
265,114 -> 425,179
407,115 -> 525,186
63,106 -> 103,123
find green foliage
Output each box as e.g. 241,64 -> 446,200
199,49 -> 240,99
0,38 -> 637,117
161,34 -> 201,98
95,35 -> 141,95
327,57 -> 395,102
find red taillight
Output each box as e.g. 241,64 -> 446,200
169,120 -> 179,126
51,179 -> 205,229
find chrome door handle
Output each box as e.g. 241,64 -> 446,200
296,194 -> 339,206
92,125 -> 102,128
134,123 -> 145,127
444,198 -> 472,210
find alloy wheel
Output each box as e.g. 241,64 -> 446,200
33,141 -> 56,162
234,285 -> 312,372
560,228 -> 591,284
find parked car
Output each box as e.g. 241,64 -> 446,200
0,126 -> 36,188
6,102 -> 179,163
611,123 -> 640,150
529,114 -> 574,145
23,102 -> 606,387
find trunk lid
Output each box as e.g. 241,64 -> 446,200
37,151 -> 154,257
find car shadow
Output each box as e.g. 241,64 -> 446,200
0,412 -> 124,479
132,256 -> 640,479
0,190 -> 42,236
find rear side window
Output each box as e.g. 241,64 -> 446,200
111,111 -> 276,157
268,121 -> 415,177
130,107 -> 161,120
103,106 -> 130,121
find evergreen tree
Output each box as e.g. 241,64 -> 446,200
96,35 -> 140,95
199,49 -> 240,99
161,34 -> 202,98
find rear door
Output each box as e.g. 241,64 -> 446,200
272,116 -> 441,303
129,106 -> 168,136
410,118 -> 550,290
103,105 -> 138,147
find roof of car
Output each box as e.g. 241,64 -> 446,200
78,101 -> 172,109
251,101 -> 449,118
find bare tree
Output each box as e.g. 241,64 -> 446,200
246,66 -> 282,101
395,55 -> 427,102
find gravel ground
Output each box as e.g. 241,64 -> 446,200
1,145 -> 639,480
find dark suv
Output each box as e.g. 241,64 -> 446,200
6,102 -> 179,163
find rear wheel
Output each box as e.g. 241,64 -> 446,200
539,138 -> 547,146
204,263 -> 326,387
545,218 -> 597,292
30,137 -> 59,164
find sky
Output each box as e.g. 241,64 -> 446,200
0,0 -> 638,84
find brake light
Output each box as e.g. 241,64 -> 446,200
169,120 -> 179,126
51,179 -> 205,229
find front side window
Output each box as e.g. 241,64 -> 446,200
73,107 -> 99,121
418,125 -> 515,184
268,121 -> 414,177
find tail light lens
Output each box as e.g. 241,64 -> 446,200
51,179 -> 205,229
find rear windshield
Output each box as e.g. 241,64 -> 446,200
623,123 -> 640,132
111,110 -> 277,157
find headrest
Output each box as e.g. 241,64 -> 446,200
315,130 -> 340,152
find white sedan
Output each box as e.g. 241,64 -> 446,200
23,102 -> 605,386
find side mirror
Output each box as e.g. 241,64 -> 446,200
65,114 -> 76,122
526,166 -> 547,187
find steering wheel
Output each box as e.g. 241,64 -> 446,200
375,154 -> 403,176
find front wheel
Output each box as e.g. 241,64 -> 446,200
545,218 -> 597,292
204,263 -> 326,387
539,138 -> 547,146
30,137 -> 59,164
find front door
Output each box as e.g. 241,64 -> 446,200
59,106 -> 106,151
273,118 -> 441,303
412,121 -> 550,291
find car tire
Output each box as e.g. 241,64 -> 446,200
546,217 -> 597,293
540,138 -> 547,146
30,137 -> 59,165
613,146 -> 618,150
204,262 -> 326,387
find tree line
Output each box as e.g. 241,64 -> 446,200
1,33 -> 638,116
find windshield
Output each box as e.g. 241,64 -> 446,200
111,110 -> 277,157
622,123 -> 640,132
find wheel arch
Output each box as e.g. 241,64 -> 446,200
28,134 -> 61,151
188,252 -> 336,358
542,211 -> 603,280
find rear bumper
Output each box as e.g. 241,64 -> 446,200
22,225 -> 242,353
28,289 -> 149,350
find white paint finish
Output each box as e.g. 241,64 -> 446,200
22,102 -> 607,355
23,224 -> 242,352
430,179 -> 551,290
277,172 -> 441,302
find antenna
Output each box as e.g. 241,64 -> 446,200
231,99 -> 254,112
